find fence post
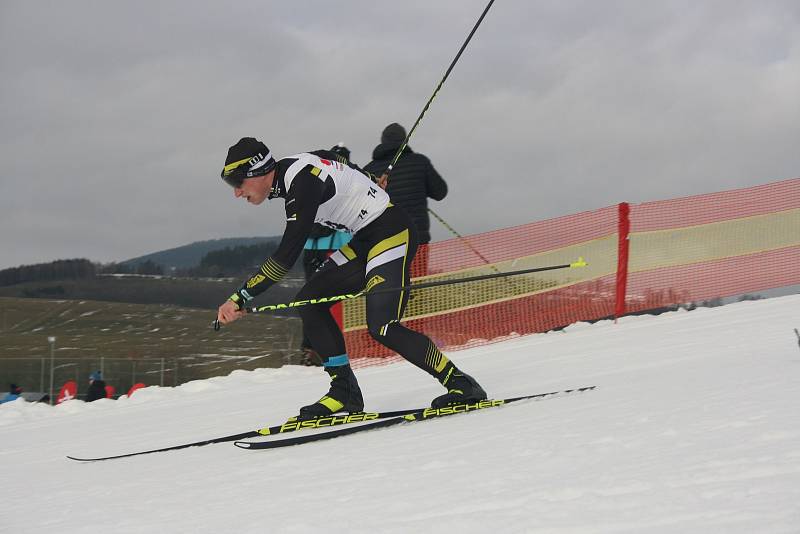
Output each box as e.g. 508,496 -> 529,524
615,202 -> 631,321
48,336 -> 56,405
40,357 -> 45,393
160,358 -> 165,386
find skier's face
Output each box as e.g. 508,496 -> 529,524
233,169 -> 275,205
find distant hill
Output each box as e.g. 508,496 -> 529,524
121,236 -> 282,270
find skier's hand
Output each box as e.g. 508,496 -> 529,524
377,173 -> 388,190
217,299 -> 247,325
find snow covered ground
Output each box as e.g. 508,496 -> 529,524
3,295 -> 800,533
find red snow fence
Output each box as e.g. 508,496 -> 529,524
345,177 -> 800,363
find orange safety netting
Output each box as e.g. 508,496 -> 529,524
623,178 -> 800,313
346,177 -> 800,364
345,206 -> 619,363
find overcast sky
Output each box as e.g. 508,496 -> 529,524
1,1 -> 798,270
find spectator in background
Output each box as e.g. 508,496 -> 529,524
363,123 -> 447,276
85,371 -> 107,402
0,383 -> 23,404
299,144 -> 353,366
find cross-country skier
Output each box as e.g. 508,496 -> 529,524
216,137 -> 486,420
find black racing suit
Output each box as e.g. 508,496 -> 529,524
229,150 -> 453,381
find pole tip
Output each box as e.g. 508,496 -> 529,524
570,257 -> 588,268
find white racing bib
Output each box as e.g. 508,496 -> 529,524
283,153 -> 390,234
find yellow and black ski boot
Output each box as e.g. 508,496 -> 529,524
298,356 -> 364,420
431,365 -> 487,408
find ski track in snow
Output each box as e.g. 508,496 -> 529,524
2,295 -> 800,533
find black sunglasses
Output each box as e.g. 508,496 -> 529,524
220,161 -> 275,188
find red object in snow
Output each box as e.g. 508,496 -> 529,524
57,381 -> 77,404
104,385 -> 115,399
127,383 -> 146,397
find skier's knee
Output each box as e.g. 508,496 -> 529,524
295,288 -> 328,321
296,296 -> 324,322
368,320 -> 396,341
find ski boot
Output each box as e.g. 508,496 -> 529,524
431,367 -> 487,409
297,357 -> 364,420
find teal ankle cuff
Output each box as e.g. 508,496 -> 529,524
323,354 -> 349,367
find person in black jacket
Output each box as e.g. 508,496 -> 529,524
85,371 -> 107,402
363,123 -> 448,245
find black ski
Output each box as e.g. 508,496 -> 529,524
66,429 -> 262,462
66,407 -> 426,462
66,386 -> 595,461
234,386 -> 596,450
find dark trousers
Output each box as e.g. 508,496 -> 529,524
301,248 -> 334,351
296,206 -> 451,379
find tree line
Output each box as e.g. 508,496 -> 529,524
188,242 -> 280,277
0,242 -> 282,287
0,259 -> 96,286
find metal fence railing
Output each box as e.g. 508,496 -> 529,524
1,351 -> 289,404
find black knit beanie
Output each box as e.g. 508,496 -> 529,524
222,137 -> 275,178
381,123 -> 406,146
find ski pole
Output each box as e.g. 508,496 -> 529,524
427,206 -> 502,274
380,0 -> 496,183
374,0 -> 503,281
213,257 -> 587,329
427,207 -> 527,307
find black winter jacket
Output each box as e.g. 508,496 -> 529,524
363,144 -> 447,244
86,380 -> 107,402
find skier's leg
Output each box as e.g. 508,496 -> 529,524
299,249 -> 329,366
294,247 -> 366,419
362,217 -> 487,407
